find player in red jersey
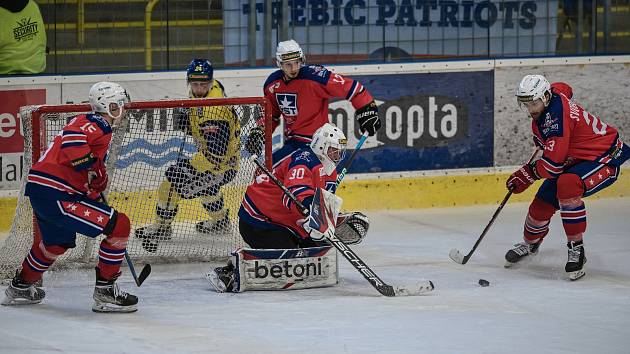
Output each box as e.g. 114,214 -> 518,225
246,39 -> 381,167
504,74 -> 629,280
239,123 -> 346,249
2,82 -> 139,312
208,123 -> 370,292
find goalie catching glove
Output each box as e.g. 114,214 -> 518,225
302,188 -> 342,241
335,212 -> 369,245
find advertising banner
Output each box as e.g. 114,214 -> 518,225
224,0 -> 558,65
0,89 -> 46,189
329,70 -> 494,172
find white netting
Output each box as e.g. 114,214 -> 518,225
0,98 -> 269,280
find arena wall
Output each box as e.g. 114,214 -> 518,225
1,55 -> 628,232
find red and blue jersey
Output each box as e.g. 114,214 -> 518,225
239,148 -> 338,239
25,113 -> 112,201
531,83 -> 628,179
263,64 -> 373,143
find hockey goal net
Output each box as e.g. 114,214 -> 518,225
0,97 -> 272,280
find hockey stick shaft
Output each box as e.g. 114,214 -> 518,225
449,148 -> 540,264
336,132 -> 368,185
100,193 -> 151,286
251,156 -> 431,296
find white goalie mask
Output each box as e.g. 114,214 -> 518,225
515,74 -> 551,111
275,39 -> 305,68
88,81 -> 130,122
310,123 -> 347,176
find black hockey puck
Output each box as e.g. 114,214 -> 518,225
478,279 -> 490,287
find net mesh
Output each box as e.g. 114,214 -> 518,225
0,97 -> 269,280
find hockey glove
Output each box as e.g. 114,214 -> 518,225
87,159 -> 108,199
335,212 -> 369,245
355,101 -> 381,136
506,163 -> 539,194
246,126 -> 264,155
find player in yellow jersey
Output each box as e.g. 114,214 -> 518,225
136,59 -> 240,252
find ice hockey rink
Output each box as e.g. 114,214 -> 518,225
1,197 -> 629,354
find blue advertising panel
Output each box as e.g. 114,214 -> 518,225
330,70 -> 494,173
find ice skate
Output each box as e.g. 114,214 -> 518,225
135,223 -> 172,241
196,214 -> 231,235
135,224 -> 172,253
1,271 -> 45,306
92,268 -> 138,313
504,240 -> 542,268
566,240 -> 587,281
206,261 -> 235,293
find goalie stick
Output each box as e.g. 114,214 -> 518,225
449,148 -> 541,265
251,156 -> 434,297
100,194 -> 151,286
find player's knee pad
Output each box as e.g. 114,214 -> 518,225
528,197 -> 557,221
103,212 -> 130,249
556,173 -> 585,202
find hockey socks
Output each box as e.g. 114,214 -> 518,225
20,242 -> 67,284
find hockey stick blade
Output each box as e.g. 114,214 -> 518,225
392,281 -> 435,296
136,264 -> 152,286
448,248 -> 468,265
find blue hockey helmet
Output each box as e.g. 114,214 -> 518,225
187,59 -> 213,82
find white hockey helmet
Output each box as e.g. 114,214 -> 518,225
515,74 -> 552,108
310,123 -> 347,176
275,39 -> 305,68
88,81 -> 130,120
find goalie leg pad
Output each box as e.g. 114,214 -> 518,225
229,246 -> 338,292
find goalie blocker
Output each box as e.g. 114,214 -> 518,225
207,246 -> 338,292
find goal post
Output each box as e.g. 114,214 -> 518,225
0,97 -> 273,280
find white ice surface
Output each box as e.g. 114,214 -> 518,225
1,198 -> 629,354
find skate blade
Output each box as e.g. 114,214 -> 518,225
205,270 -> 227,293
504,261 -> 516,268
568,269 -> 586,281
1,296 -> 43,306
92,300 -> 138,313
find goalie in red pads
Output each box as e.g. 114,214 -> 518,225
2,82 -> 138,312
505,75 -> 629,280
207,123 -> 369,292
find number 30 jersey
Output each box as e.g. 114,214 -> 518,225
531,82 -> 628,179
239,148 -> 338,239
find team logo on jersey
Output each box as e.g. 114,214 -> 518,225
295,151 -> 312,162
541,113 -> 560,137
276,93 -> 298,116
309,65 -> 328,78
